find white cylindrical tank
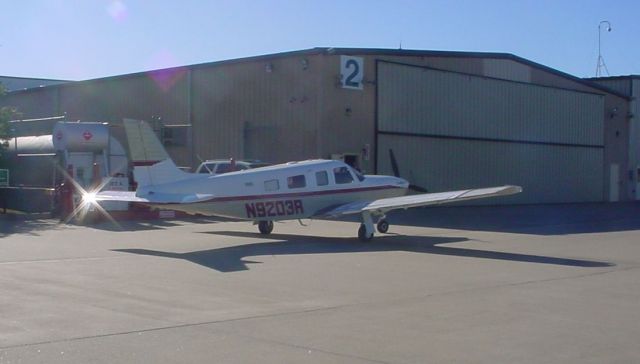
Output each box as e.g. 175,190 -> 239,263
52,122 -> 109,152
5,135 -> 54,154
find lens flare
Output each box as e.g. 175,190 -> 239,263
54,163 -> 121,228
107,0 -> 128,22
82,191 -> 98,205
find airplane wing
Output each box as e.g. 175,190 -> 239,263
94,190 -> 215,204
319,185 -> 522,217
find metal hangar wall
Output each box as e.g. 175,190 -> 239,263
376,61 -> 605,204
0,48 -> 632,204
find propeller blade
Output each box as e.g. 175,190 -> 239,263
389,149 -> 400,177
389,149 -> 428,193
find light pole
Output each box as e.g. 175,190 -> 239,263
596,20 -> 612,77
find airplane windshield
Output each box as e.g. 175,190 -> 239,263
351,167 -> 365,182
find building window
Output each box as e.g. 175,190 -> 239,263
334,167 -> 354,184
315,171 -> 329,186
264,179 -> 279,191
287,175 -> 306,189
161,125 -> 190,146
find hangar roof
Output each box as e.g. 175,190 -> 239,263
0,75 -> 70,92
3,47 -> 629,99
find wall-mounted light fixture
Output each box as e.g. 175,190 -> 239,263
610,106 -> 618,119
265,63 -> 273,73
301,59 -> 309,70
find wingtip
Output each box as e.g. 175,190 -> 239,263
505,185 -> 523,194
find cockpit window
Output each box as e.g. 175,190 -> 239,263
215,163 -> 232,174
199,163 -> 215,173
333,167 -> 354,184
217,163 -> 249,174
352,167 -> 365,182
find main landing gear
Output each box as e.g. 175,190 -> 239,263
376,219 -> 389,234
258,220 -> 274,234
358,212 -> 390,241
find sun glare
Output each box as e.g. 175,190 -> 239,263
54,163 -> 120,228
82,191 -> 98,205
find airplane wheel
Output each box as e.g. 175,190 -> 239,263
258,220 -> 274,234
358,224 -> 373,242
376,219 -> 389,234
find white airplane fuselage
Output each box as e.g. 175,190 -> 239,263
93,119 -> 521,241
139,160 -> 409,220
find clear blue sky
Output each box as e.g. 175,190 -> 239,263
2,0 -> 638,80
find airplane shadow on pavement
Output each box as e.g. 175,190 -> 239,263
112,231 -> 613,273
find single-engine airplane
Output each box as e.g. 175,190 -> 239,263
92,120 -> 522,240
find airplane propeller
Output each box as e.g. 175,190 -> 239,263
388,149 -> 429,193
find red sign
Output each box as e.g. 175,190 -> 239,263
82,131 -> 93,141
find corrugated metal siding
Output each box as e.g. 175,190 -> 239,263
378,134 -> 604,204
191,56 -> 320,164
378,62 -> 604,146
58,74 -> 189,124
316,55 -> 376,171
482,59 -> 531,83
377,61 -> 606,204
0,88 -> 59,120
591,79 -> 632,96
631,79 -> 640,199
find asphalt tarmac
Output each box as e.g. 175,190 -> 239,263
1,203 -> 639,363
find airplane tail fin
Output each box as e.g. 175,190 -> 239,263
123,119 -> 190,188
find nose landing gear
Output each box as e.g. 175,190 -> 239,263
358,212 -> 391,241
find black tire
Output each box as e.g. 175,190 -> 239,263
258,220 -> 274,234
376,219 -> 389,234
358,224 -> 373,241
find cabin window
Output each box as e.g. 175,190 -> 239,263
334,167 -> 354,184
315,171 -> 329,186
264,179 -> 279,191
287,175 -> 306,189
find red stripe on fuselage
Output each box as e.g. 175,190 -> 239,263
198,185 -> 404,203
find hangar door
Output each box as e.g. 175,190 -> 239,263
376,61 -> 605,204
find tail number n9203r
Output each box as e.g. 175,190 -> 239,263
246,200 -> 304,218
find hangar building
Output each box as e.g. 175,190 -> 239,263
0,48 -> 633,204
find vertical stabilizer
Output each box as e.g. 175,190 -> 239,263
123,119 -> 189,188
124,118 -> 170,163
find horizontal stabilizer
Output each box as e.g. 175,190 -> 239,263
96,190 -> 214,204
133,158 -> 192,188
